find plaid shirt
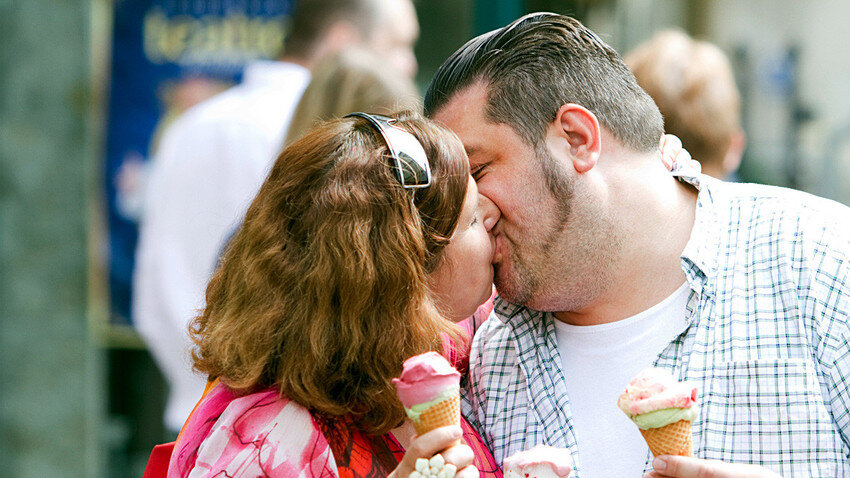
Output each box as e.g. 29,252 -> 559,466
463,169 -> 850,477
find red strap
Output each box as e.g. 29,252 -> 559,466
175,378 -> 220,446
143,378 -> 219,478
142,442 -> 176,478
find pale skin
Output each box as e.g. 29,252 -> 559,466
433,80 -> 781,477
428,177 -> 496,321
547,102 -> 698,325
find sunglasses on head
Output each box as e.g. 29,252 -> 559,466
345,112 -> 432,189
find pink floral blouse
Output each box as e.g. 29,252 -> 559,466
168,302 -> 499,478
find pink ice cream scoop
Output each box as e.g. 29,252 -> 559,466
392,352 -> 461,408
617,367 -> 698,416
503,445 -> 573,478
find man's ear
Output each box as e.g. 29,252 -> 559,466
549,103 -> 601,174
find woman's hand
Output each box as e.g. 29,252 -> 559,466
644,455 -> 783,478
389,426 -> 477,478
659,134 -> 699,172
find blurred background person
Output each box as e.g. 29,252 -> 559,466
625,29 -> 746,180
284,47 -> 422,147
133,0 -> 421,435
113,77 -> 229,224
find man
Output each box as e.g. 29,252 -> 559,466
133,0 -> 420,433
425,13 -> 850,478
625,30 -> 745,180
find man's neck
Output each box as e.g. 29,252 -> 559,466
554,154 -> 698,326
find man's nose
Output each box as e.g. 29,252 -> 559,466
478,194 -> 500,232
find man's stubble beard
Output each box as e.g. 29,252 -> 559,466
495,145 -> 620,313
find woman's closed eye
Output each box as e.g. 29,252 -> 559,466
470,162 -> 489,181
471,167 -> 484,181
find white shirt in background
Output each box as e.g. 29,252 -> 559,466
554,282 -> 690,478
133,60 -> 311,431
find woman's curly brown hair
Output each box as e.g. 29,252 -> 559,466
190,111 -> 469,434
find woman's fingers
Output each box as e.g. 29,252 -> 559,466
390,426 -> 463,478
407,426 -> 464,458
673,147 -> 697,172
659,133 -> 701,173
659,134 -> 683,169
441,442 -> 474,470
455,465 -> 479,478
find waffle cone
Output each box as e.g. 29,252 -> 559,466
410,390 -> 461,438
639,419 -> 693,457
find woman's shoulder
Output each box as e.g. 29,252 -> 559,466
175,384 -> 338,477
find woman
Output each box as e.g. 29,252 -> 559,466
168,111 -> 499,478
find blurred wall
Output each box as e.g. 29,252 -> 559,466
0,0 -> 103,476
414,0 -> 474,90
706,0 -> 850,203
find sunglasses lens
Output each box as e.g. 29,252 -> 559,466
397,151 -> 430,186
383,125 -> 430,188
345,112 -> 431,189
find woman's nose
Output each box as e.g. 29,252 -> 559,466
478,194 -> 500,232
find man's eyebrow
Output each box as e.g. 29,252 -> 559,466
464,145 -> 479,157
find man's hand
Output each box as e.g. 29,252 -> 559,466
644,455 -> 783,478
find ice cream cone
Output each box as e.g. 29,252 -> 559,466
393,352 -> 463,445
410,388 -> 461,436
619,368 -> 699,459
639,419 -> 693,457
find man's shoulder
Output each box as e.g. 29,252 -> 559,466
706,180 -> 849,249
702,181 -> 849,311
469,301 -> 522,365
475,297 -> 531,342
715,180 -> 847,225
154,89 -> 266,161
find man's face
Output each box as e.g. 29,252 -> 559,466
368,0 -> 419,79
432,82 -> 618,312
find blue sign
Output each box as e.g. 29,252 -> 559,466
105,0 -> 293,323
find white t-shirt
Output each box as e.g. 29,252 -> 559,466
553,282 -> 690,478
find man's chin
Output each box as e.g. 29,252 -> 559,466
493,267 -> 530,306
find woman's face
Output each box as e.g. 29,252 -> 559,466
428,176 -> 497,322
